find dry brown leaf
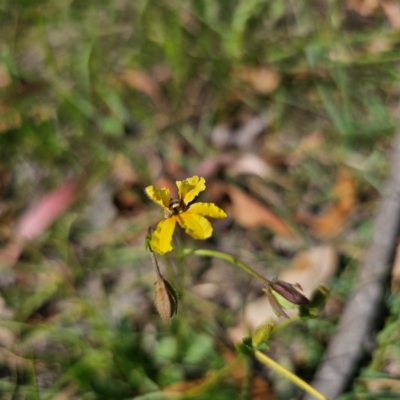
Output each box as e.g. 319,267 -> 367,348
308,170 -> 357,238
228,185 -> 298,239
391,241 -> 400,291
381,0 -> 400,29
120,69 -> 165,106
235,66 -> 281,94
347,0 -> 380,16
251,375 -> 276,400
361,377 -> 400,392
228,245 -> 338,342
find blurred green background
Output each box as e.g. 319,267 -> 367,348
0,0 -> 399,399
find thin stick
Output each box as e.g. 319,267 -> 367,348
304,130 -> 400,399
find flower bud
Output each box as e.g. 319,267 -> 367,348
154,276 -> 178,322
252,324 -> 274,347
270,279 -> 310,306
263,286 -> 289,318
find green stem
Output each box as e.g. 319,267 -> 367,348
254,351 -> 328,400
150,251 -> 163,281
174,231 -> 186,289
183,248 -> 271,287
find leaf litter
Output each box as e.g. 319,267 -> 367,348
0,1 -> 397,398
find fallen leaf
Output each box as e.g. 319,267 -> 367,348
227,153 -> 274,179
251,374 -> 276,400
15,181 -> 78,241
361,377 -> 400,392
120,69 -> 165,107
235,66 -> 281,94
307,170 -> 357,238
228,185 -> 298,239
0,181 -> 79,267
228,245 -> 338,342
381,0 -> 400,29
279,245 -> 338,292
346,0 -> 380,16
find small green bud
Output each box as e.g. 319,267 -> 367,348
252,324 -> 274,347
154,275 -> 178,322
299,284 -> 329,319
309,284 -> 329,308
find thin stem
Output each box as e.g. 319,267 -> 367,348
254,351 -> 328,400
183,248 -> 271,287
150,251 -> 163,281
174,230 -> 186,289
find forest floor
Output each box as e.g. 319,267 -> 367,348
1,1 -> 400,399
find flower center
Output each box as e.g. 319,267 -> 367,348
169,198 -> 183,215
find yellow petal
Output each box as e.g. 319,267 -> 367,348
145,185 -> 171,209
150,217 -> 177,254
177,212 -> 212,240
176,176 -> 205,205
188,202 -> 227,219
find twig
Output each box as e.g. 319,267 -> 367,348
303,131 -> 400,399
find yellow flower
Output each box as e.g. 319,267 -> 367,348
145,176 -> 227,254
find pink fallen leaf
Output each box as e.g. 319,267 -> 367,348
0,181 -> 79,266
381,0 -> 400,29
15,181 -> 78,240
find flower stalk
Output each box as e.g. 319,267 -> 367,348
254,351 -> 328,400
